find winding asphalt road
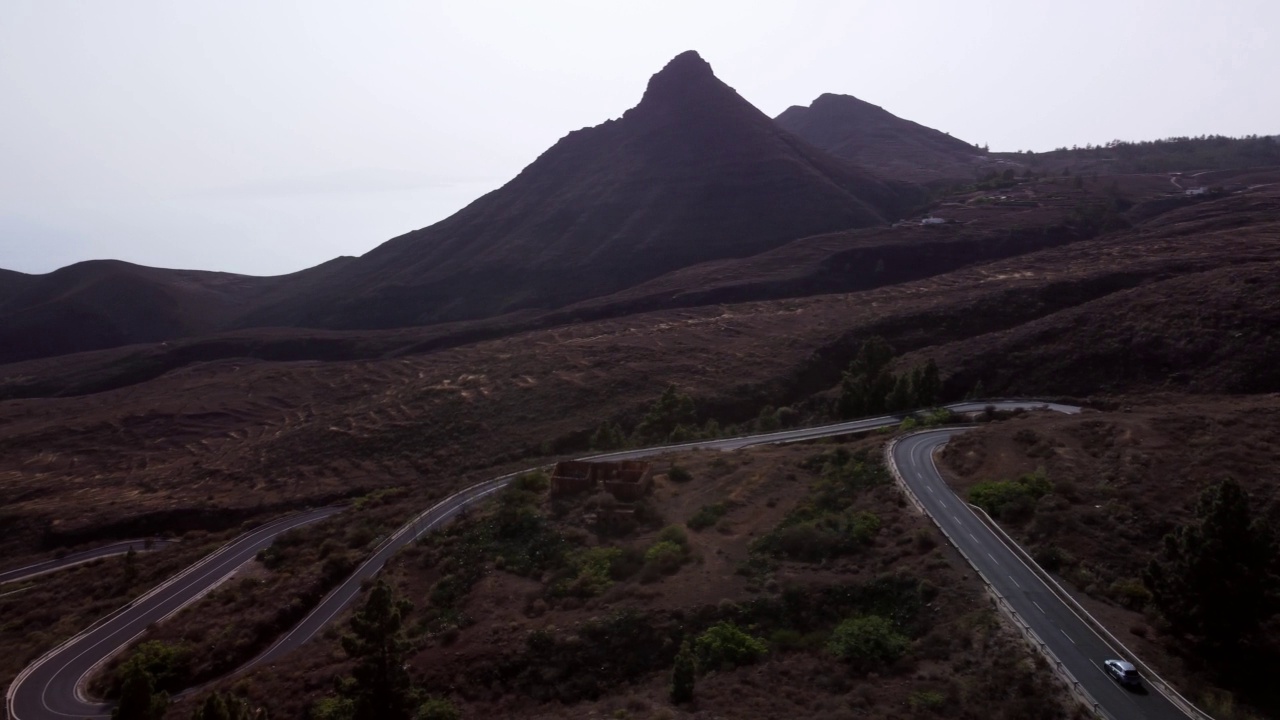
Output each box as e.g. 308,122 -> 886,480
6,508 -> 339,720
8,400 -> 1194,720
0,540 -> 177,587
894,430 -> 1190,720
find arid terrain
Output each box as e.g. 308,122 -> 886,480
149,439 -> 1085,720
2,48 -> 1279,720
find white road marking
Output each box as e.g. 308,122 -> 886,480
1033,601 -> 1046,614
969,533 -> 978,542
926,486 -> 935,494
1061,629 -> 1075,644
1009,575 -> 1021,588
987,552 -> 1000,566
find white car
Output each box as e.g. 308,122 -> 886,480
1104,659 -> 1141,687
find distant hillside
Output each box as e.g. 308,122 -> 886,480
239,52 -> 924,330
0,257 -> 355,364
997,135 -> 1280,175
775,93 -> 994,183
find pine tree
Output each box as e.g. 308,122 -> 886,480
837,337 -> 897,418
670,639 -> 696,703
916,360 -> 942,407
590,421 -> 625,451
1144,479 -> 1277,650
111,663 -> 166,720
341,581 -> 416,720
635,385 -> 696,442
886,374 -> 913,412
909,366 -> 925,407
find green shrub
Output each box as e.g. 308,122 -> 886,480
1033,544 -> 1070,571
849,511 -> 882,545
1109,578 -> 1153,610
312,697 -> 355,720
909,689 -> 946,710
644,541 -> 686,574
968,469 -> 1052,522
416,696 -> 460,720
921,408 -> 955,427
754,510 -> 881,562
668,464 -> 693,483
828,615 -> 909,670
656,525 -> 689,548
671,640 -> 695,703
694,622 -> 768,672
117,640 -> 191,694
557,547 -> 623,597
687,503 -> 727,531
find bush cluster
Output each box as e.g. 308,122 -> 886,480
753,449 -> 887,561
968,469 -> 1052,522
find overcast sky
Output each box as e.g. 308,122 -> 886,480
2,1 -> 1276,276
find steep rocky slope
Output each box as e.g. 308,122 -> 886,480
240,52 -> 922,330
776,93 -> 994,183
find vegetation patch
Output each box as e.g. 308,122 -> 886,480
827,614 -> 910,671
752,448 -> 888,561
693,621 -> 768,672
968,468 -> 1052,522
686,502 -> 728,531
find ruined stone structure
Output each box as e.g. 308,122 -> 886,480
550,460 -> 652,500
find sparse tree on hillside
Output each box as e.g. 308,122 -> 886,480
1144,479 -> 1278,650
590,421 -> 625,451
670,639 -> 696,703
635,385 -> 696,443
341,581 -> 416,720
838,337 -> 897,418
886,374 -> 914,413
111,663 -> 166,720
915,360 -> 942,407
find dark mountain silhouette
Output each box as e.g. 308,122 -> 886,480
775,93 -> 994,183
1,51 -> 926,362
0,258 -> 355,364
239,51 -> 923,330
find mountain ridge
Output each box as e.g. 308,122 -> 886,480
776,92 -> 995,183
238,50 -> 922,330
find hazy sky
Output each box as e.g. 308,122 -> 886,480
2,1 -> 1276,276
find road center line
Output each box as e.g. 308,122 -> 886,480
1061,629 -> 1075,644
1033,601 -> 1046,614
987,552 -> 999,566
1009,575 -> 1020,588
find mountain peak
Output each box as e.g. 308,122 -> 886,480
811,93 -> 883,113
775,92 -> 988,183
636,50 -> 724,110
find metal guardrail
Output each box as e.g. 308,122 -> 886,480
885,432 -> 1110,719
